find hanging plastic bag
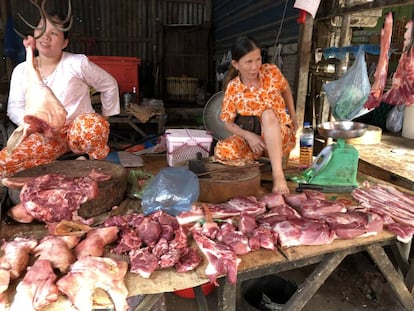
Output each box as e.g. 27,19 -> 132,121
141,167 -> 199,216
322,46 -> 370,120
386,105 -> 405,133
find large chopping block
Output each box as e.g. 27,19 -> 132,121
8,160 -> 127,218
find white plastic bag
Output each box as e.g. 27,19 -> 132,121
386,105 -> 405,133
322,47 -> 370,120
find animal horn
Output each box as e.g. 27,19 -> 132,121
14,0 -> 46,39
43,0 -> 73,33
14,0 -> 73,39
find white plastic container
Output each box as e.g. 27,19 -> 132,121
165,129 -> 213,166
402,104 -> 414,139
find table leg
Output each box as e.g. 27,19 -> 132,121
283,250 -> 349,311
367,244 -> 414,310
217,277 -> 236,311
194,285 -> 209,311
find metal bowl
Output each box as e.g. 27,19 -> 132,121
317,121 -> 368,139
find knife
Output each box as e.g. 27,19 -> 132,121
296,183 -> 356,193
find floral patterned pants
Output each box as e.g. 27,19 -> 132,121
0,113 -> 110,178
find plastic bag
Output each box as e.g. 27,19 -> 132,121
386,105 -> 405,133
141,167 -> 199,216
322,47 -> 370,120
127,170 -> 154,199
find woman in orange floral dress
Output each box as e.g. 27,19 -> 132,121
214,36 -> 297,194
0,13 -> 119,179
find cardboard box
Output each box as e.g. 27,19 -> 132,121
166,129 -> 213,166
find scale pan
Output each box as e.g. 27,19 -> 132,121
203,91 -> 232,140
317,121 -> 368,139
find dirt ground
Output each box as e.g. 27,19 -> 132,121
165,251 -> 405,311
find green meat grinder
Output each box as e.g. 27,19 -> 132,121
292,121 -> 368,192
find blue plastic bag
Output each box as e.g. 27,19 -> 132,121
141,167 -> 199,216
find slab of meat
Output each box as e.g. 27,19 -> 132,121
74,226 -> 119,258
364,12 -> 393,109
57,256 -> 129,311
33,235 -> 79,273
382,20 -> 414,106
259,193 -> 285,208
6,37 -> 67,153
10,259 -> 58,311
191,230 -> 240,286
0,237 -> 38,279
273,219 -> 335,248
9,173 -> 99,224
352,183 -> 414,227
176,196 -> 266,225
300,199 -> 347,219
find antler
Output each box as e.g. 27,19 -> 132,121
15,0 -> 73,39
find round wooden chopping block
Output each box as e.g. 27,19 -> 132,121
198,162 -> 261,203
8,160 -> 127,218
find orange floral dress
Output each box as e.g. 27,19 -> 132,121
214,63 -> 296,165
0,113 -> 109,178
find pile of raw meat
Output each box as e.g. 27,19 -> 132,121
170,182 -> 414,285
0,224 -> 128,311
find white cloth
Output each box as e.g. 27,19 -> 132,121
7,52 -> 120,126
294,0 -> 321,19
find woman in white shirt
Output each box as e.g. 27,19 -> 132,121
1,12 -> 120,178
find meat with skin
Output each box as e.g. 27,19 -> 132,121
320,211 -> 384,239
33,235 -> 79,273
74,226 -> 119,258
352,183 -> 414,227
300,199 -> 347,219
385,222 -> 414,243
10,173 -> 99,224
191,230 -> 241,286
273,218 -> 335,248
256,204 -> 302,227
57,256 -> 129,311
259,192 -> 285,208
176,196 -> 266,225
364,12 -> 393,109
0,237 -> 38,279
7,37 -> 67,153
382,20 -> 414,106
0,269 -> 10,309
10,259 -> 58,311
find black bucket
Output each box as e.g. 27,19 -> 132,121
242,275 -> 298,311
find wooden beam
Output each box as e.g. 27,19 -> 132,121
294,14 -> 313,128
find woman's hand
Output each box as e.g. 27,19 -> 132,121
245,131 -> 266,154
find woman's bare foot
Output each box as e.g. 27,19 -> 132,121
272,173 -> 289,194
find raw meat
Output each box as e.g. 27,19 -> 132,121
10,259 -> 58,311
191,230 -> 241,286
129,247 -> 159,278
57,256 -> 129,311
364,12 -> 393,109
33,235 -> 78,273
259,193 -> 285,208
382,20 -> 414,106
300,199 -> 347,219
10,173 -> 99,224
74,226 -> 119,258
274,219 -> 335,248
176,196 -> 266,225
0,237 -> 38,279
6,37 -> 67,153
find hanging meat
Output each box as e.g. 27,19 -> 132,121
364,12 -> 393,109
382,20 -> 414,106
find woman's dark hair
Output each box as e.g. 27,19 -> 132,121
222,36 -> 261,91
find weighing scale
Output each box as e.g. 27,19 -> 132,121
292,121 -> 368,192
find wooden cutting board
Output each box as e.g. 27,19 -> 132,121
198,161 -> 261,203
8,160 -> 127,218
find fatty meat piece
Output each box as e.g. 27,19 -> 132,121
10,259 -> 58,311
57,256 -> 129,311
0,237 -> 38,279
33,235 -> 79,273
74,226 -> 119,258
6,37 -> 67,153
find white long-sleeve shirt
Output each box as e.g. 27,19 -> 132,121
7,51 -> 120,126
